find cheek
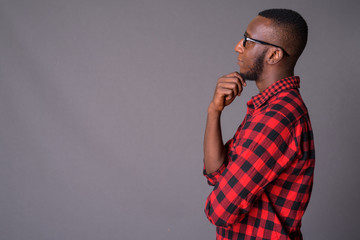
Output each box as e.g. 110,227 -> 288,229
241,56 -> 254,70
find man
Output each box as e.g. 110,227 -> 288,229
203,9 -> 315,240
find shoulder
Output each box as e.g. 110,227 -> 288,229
261,89 -> 308,128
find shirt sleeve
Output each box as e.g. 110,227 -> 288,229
203,162 -> 227,186
204,111 -> 299,227
203,139 -> 233,186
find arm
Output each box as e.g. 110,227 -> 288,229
205,113 -> 299,227
203,72 -> 246,174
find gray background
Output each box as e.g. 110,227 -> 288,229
1,0 -> 359,239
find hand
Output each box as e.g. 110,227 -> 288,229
209,72 -> 246,113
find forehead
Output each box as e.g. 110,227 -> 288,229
246,16 -> 275,39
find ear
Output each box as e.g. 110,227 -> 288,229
266,48 -> 283,65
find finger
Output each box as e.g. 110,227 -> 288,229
231,74 -> 243,96
219,78 -> 242,96
222,88 -> 235,101
220,72 -> 245,95
217,85 -> 235,99
233,72 -> 246,87
222,72 -> 239,78
218,82 -> 239,96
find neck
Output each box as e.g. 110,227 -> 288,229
256,69 -> 294,92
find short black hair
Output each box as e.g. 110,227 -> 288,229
258,9 -> 308,57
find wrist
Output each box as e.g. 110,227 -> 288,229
208,102 -> 222,116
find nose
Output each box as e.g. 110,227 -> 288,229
235,39 -> 244,53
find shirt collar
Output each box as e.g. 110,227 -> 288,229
248,76 -> 300,110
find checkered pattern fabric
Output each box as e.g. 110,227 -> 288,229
204,77 -> 315,240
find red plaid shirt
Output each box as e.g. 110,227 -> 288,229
204,77 -> 315,240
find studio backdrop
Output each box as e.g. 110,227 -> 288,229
1,0 -> 359,239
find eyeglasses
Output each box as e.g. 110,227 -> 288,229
243,34 -> 290,56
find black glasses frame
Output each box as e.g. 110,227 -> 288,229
243,34 -> 290,56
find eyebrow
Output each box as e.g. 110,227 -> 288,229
244,31 -> 251,37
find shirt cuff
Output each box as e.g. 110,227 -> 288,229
203,163 -> 226,186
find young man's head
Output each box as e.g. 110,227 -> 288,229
235,9 -> 308,81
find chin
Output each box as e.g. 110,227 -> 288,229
240,72 -> 256,81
